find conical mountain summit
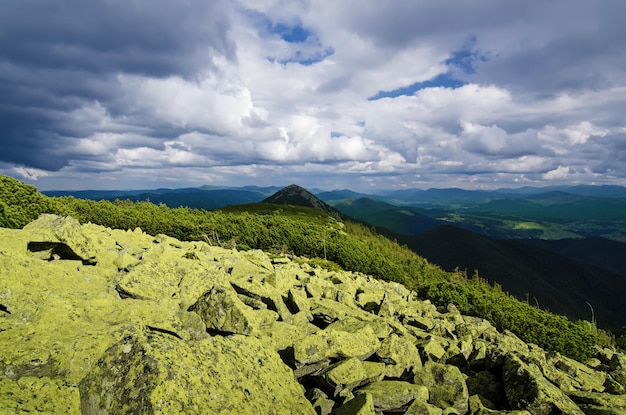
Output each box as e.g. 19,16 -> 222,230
261,184 -> 344,219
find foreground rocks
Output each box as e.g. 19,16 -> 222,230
0,215 -> 625,414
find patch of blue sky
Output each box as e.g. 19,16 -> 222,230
262,18 -> 333,65
368,38 -> 494,100
267,47 -> 334,66
368,73 -> 466,100
447,35 -> 494,75
270,22 -> 311,43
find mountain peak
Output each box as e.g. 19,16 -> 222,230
262,184 -> 343,218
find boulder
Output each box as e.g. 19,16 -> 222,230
286,287 -> 311,314
468,395 -> 532,415
419,336 -> 448,362
230,278 -> 294,322
306,388 -> 335,415
376,333 -> 422,378
259,313 -> 318,351
326,316 -> 392,340
228,250 -> 274,279
355,380 -> 429,412
405,398 -> 444,415
503,353 -> 584,415
190,285 -> 267,335
568,390 -> 626,413
0,376 -> 80,414
24,214 -> 98,264
309,297 -> 378,326
313,357 -> 369,397
331,392 -> 376,415
79,331 -> 315,414
355,288 -> 386,313
544,352 -> 607,393
5,215 -> 626,414
293,326 -> 381,366
414,361 -> 469,413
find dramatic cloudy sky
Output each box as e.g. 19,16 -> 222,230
2,0 -> 626,191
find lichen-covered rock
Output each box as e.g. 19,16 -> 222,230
376,333 -> 422,378
543,352 -> 607,393
229,249 -> 274,279
326,316 -> 392,340
355,380 -> 429,412
468,395 -> 532,415
114,251 -> 141,271
309,297 -> 379,325
190,284 -> 270,335
79,331 -> 315,414
414,361 -> 469,413
314,357 -> 369,397
259,313 -> 319,351
0,376 -> 80,414
23,214 -> 98,264
293,326 -> 381,366
307,388 -> 335,415
568,390 -> 626,413
419,335 -> 448,362
231,277 -> 294,322
503,353 -> 584,415
286,287 -> 311,314
405,398 -> 444,415
356,288 -> 386,313
331,392 -> 376,415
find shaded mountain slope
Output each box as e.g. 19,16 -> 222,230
521,237 -> 626,278
397,225 -> 626,331
330,197 -> 440,235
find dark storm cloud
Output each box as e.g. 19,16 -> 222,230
1,0 -> 235,77
0,0 -> 234,171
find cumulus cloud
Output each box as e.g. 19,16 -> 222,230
1,0 -> 626,190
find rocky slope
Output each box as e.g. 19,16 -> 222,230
1,215 -> 625,414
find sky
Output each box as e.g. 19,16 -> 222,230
1,0 -> 626,192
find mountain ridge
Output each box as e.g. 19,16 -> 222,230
261,184 -> 346,219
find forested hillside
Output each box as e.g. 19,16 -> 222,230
0,174 -> 618,360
